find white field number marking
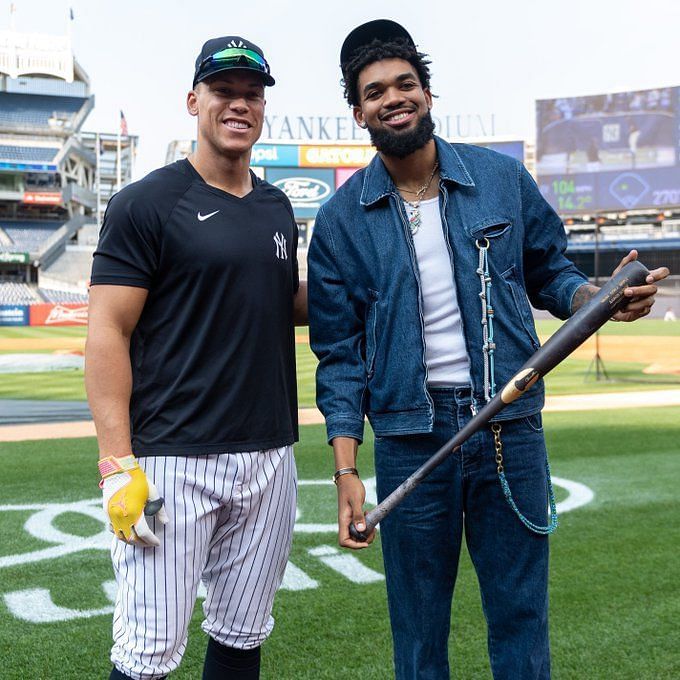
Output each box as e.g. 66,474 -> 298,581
0,476 -> 592,623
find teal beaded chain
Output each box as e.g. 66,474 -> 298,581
476,238 -> 558,535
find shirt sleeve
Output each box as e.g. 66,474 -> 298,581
308,209 -> 367,443
90,187 -> 162,289
519,164 -> 589,319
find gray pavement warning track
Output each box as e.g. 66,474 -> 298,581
0,400 -> 91,426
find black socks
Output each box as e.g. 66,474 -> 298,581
109,638 -> 260,679
202,637 -> 261,679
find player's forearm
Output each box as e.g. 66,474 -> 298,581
570,283 -> 599,315
85,328 -> 134,459
293,280 -> 308,326
331,436 -> 360,470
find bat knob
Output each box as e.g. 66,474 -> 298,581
349,522 -> 369,542
144,497 -> 165,516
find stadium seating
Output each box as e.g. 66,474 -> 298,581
0,93 -> 87,130
41,247 -> 93,284
38,287 -> 88,303
0,145 -> 59,162
1,220 -> 63,253
0,281 -> 40,303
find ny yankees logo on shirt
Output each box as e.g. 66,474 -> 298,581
274,232 -> 287,260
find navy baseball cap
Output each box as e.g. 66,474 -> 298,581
340,19 -> 415,67
193,36 -> 275,87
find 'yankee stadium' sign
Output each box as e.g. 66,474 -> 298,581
262,114 -> 497,141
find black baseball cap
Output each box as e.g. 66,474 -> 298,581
193,36 -> 275,87
340,19 -> 415,67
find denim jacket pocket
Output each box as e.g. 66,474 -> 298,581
502,265 -> 540,350
468,216 -> 513,240
365,288 -> 380,379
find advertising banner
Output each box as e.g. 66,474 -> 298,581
335,167 -> 360,189
0,161 -> 57,172
22,191 -> 63,206
29,303 -> 88,326
265,168 -> 335,219
299,145 -> 376,168
536,86 -> 680,212
0,304 -> 29,326
250,144 -> 299,167
477,141 -> 524,163
0,252 -> 30,264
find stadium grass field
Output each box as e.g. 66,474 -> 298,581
0,409 -> 679,679
0,321 -> 678,403
1,322 -> 678,677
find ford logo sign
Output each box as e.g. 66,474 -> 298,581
273,177 -> 331,203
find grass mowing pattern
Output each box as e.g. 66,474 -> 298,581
545,359 -> 680,394
0,327 -> 88,340
0,410 -> 678,678
0,371 -> 87,401
1,326 -> 678,402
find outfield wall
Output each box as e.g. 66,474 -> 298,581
0,302 -> 88,326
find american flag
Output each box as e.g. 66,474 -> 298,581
120,110 -> 128,136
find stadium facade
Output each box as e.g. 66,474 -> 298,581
0,26 -> 136,326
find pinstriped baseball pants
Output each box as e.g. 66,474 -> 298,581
109,446 -> 297,680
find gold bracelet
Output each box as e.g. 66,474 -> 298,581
332,467 -> 359,484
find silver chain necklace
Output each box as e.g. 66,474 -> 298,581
398,161 -> 439,235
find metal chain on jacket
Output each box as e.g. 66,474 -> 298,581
476,239 -> 558,535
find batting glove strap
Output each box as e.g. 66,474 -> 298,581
98,454 -> 139,480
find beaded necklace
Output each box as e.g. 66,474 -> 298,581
397,161 -> 439,235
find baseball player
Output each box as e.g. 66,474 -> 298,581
85,36 -> 306,680
307,20 -> 668,679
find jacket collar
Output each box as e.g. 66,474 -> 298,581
360,135 -> 475,207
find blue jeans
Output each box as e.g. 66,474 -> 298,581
375,387 -> 550,680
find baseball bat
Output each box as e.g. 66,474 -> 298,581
349,260 -> 651,541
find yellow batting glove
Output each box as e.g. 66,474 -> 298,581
99,454 -> 169,547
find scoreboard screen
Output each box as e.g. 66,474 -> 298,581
536,86 -> 680,213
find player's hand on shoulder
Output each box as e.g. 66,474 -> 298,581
335,473 -> 375,550
611,250 -> 670,322
99,454 -> 169,547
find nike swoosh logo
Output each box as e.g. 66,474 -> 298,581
197,210 -> 220,221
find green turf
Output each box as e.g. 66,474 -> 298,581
0,370 -> 87,401
295,341 -> 317,408
0,343 -> 321,406
535,318 -> 680,337
545,359 -> 680,394
0,326 -> 87,339
0,410 -> 678,678
0,322 -> 677,403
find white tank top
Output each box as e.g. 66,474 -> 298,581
405,196 -> 471,386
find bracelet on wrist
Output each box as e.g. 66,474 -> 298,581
332,467 -> 359,484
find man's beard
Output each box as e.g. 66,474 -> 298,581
366,111 -> 435,159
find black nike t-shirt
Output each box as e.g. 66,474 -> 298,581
90,159 -> 299,456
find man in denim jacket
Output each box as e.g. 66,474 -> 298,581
308,20 -> 668,680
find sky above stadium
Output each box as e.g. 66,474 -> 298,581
2,0 -> 679,179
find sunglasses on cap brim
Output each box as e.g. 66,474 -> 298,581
198,47 -> 271,79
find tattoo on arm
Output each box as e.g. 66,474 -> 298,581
571,284 -> 600,315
